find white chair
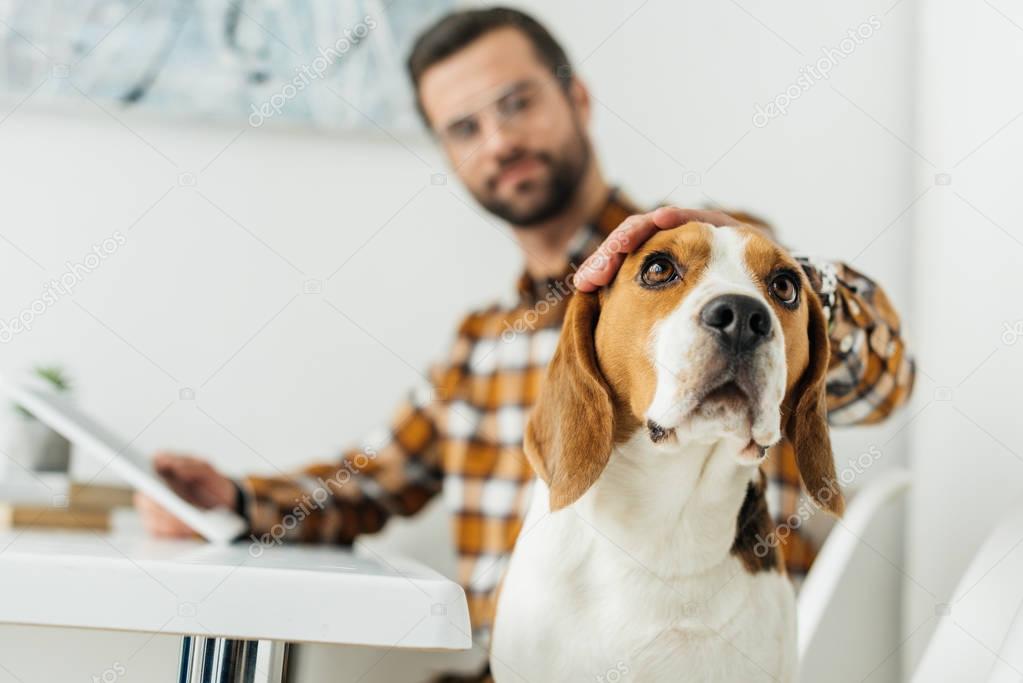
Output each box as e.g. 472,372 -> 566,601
798,468 -> 912,683
911,507 -> 1023,682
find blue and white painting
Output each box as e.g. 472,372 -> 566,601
0,0 -> 453,130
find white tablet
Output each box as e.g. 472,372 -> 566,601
0,377 -> 248,543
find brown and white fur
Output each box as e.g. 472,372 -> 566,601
491,223 -> 843,683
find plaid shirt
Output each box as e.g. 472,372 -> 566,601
240,190 -> 914,636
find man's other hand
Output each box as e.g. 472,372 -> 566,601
134,453 -> 238,538
573,207 -> 745,292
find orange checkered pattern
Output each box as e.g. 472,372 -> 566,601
240,191 -> 915,638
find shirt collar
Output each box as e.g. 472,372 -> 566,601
515,188 -> 638,306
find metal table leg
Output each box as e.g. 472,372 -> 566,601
178,636 -> 290,683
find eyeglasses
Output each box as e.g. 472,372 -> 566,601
436,79 -> 545,149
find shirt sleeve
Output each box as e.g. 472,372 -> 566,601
235,314 -> 479,546
764,259 -> 916,581
237,386 -> 444,545
795,257 -> 916,426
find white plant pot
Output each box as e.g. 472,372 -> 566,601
0,412 -> 71,476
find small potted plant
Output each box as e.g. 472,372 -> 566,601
1,366 -> 73,475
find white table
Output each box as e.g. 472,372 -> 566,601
0,530 -> 471,682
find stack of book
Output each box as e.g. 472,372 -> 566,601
0,475 -> 134,531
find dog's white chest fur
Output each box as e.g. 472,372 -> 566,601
491,434 -> 797,683
491,224 -> 842,682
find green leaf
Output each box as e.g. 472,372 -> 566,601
10,365 -> 72,419
33,366 -> 71,392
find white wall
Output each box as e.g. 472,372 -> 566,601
904,0 -> 1023,670
0,1 -> 921,680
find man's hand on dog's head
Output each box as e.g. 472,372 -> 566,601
573,207 -> 745,292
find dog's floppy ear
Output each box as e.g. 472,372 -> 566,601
524,291 -> 614,511
784,289 -> 845,516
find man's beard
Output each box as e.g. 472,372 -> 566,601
475,128 -> 590,228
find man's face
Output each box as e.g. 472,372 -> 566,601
418,28 -> 592,227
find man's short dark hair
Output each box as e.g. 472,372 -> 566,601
406,7 -> 572,127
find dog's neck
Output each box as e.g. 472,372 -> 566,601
573,429 -> 760,579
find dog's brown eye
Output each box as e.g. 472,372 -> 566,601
640,256 -> 679,287
769,272 -> 800,307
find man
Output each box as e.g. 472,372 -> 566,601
136,7 -> 914,679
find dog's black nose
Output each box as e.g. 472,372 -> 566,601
700,294 -> 772,353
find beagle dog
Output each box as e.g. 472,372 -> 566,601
491,222 -> 843,683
